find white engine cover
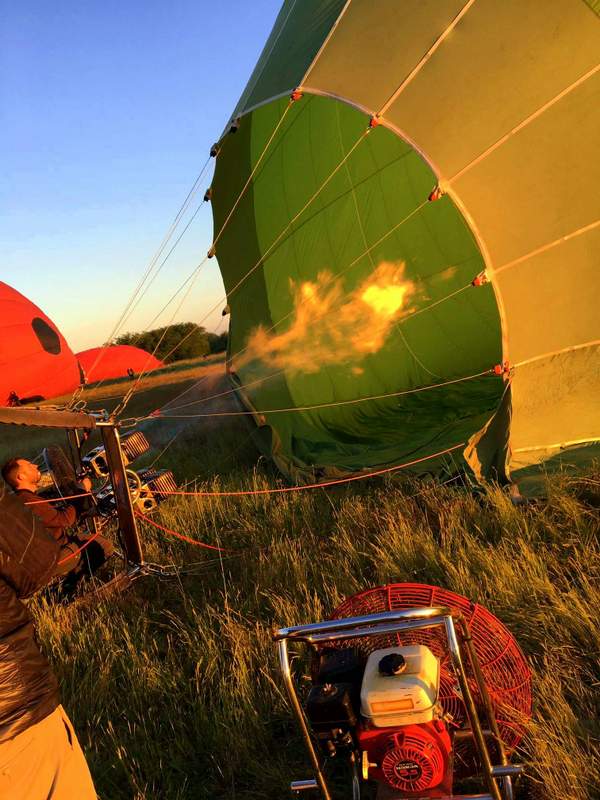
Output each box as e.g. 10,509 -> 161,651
360,645 -> 440,727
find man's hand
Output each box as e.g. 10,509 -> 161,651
80,477 -> 92,493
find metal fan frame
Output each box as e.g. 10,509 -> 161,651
273,606 -> 524,800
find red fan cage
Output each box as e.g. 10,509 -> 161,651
331,583 -> 532,753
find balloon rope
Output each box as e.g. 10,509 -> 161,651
57,530 -> 102,565
86,201 -> 210,397
70,155 -> 212,404
24,492 -> 93,506
150,369 -> 496,421
136,443 -> 465,498
128,260 -> 205,345
111,260 -> 207,417
112,101 -> 298,418
134,511 -> 230,551
80,230 -> 203,403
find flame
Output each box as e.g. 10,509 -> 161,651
361,284 -> 411,316
236,261 -> 417,375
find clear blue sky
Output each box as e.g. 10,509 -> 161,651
1,0 -> 281,351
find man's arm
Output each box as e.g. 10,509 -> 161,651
0,480 -> 59,598
29,500 -> 77,539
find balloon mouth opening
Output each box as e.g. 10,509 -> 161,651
213,94 -> 504,476
31,317 -> 62,356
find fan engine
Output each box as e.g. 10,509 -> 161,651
307,643 -> 453,797
357,646 -> 452,796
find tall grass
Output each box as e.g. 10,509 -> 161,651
31,424 -> 600,799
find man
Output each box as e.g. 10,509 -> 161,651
0,477 -> 97,798
1,458 -> 113,584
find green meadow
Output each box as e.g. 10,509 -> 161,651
9,360 -> 599,799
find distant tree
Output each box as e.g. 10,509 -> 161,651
207,331 -> 228,354
116,322 -> 210,363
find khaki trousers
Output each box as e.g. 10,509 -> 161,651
0,705 -> 97,799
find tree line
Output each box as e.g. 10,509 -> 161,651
115,323 -> 227,363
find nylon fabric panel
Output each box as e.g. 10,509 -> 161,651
213,96 -> 503,479
456,71 -> 600,462
497,226 -> 600,364
451,71 -> 600,268
509,345 -> 600,462
383,0 -> 600,179
231,0 -> 347,122
582,0 -> 600,15
304,0 -> 467,114
231,0 -> 298,121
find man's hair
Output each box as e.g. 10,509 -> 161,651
1,458 -> 25,489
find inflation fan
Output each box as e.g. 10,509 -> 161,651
274,583 -> 531,800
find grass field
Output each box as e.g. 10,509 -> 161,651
10,361 -> 600,799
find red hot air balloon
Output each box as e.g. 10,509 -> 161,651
0,282 -> 81,406
76,345 -> 164,384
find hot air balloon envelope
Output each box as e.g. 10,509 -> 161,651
211,0 -> 600,485
0,282 -> 81,405
76,345 -> 164,384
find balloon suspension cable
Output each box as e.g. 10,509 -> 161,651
150,119 -> 374,413
111,258 -> 207,419
87,199 -> 210,399
110,101 -> 298,420
67,155 -> 212,407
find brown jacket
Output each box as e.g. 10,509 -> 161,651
0,480 -> 60,742
16,490 -> 76,544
